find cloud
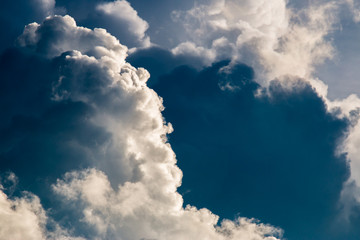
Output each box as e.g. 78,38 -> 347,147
171,0 -> 288,64
2,1 -> 359,238
0,15 -> 283,239
0,173 -> 84,240
0,0 -> 152,50
151,61 -> 350,239
53,168 -> 282,240
344,0 -> 360,22
52,0 -> 152,48
127,46 -> 216,86
17,15 -> 129,60
171,41 -> 216,65
96,0 -> 151,48
170,1 -> 360,225
33,0 -> 55,17
171,0 -> 338,93
0,0 -> 56,52
0,190 -> 46,240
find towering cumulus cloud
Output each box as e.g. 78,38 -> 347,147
0,15 -> 282,239
171,0 -> 337,94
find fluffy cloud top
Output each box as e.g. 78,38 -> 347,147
96,0 -> 151,48
0,191 -> 46,240
0,15 -> 282,240
171,0 -> 337,91
2,0 -> 360,239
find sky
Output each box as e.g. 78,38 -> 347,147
2,0 -> 360,239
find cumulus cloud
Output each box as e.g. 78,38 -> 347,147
53,168 -> 282,240
0,174 -> 83,240
0,0 -> 56,52
1,1 -> 359,238
172,41 -> 216,65
171,0 -> 288,64
0,0 -> 151,50
0,190 -> 46,240
171,0 -> 338,91
18,15 -> 128,61
0,15 -> 283,239
96,0 -> 151,48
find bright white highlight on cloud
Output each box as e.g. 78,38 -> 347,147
53,168 -> 281,240
96,0 -> 151,48
172,0 -> 337,88
0,191 -> 46,240
4,15 -> 283,240
0,173 -> 84,240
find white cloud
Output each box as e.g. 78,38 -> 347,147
96,0 -> 151,47
18,15 -> 128,62
0,184 -> 83,240
171,0 -> 288,68
0,190 -> 46,240
53,168 -> 282,240
171,41 -> 217,65
171,0 -> 338,87
8,15 -> 284,239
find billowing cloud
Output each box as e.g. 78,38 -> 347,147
52,0 -> 152,48
0,15 -> 283,239
0,190 -> 46,240
0,173 -> 84,240
53,168 -> 282,240
0,0 -> 56,52
171,0 -> 338,93
2,0 -> 360,239
96,0 -> 151,48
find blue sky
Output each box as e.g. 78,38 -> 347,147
1,0 -> 360,239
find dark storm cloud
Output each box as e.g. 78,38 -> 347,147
127,46 -> 207,86
0,48 -> 112,202
0,47 -> 111,238
152,61 -> 352,240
